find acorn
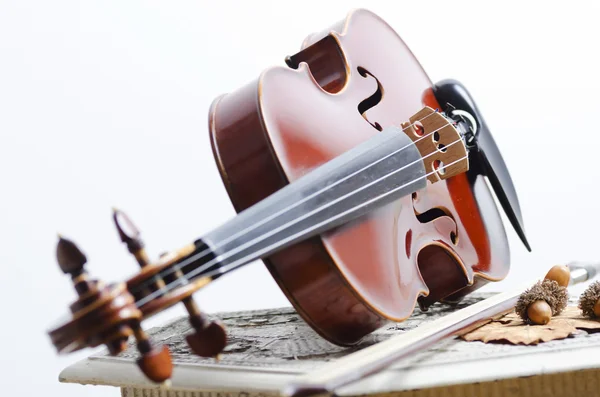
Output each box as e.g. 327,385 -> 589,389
545,264 -> 571,287
515,279 -> 568,325
578,281 -> 600,319
526,300 -> 552,325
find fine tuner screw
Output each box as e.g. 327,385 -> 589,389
113,209 -> 227,359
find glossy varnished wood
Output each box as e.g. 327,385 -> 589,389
209,62 -> 384,346
209,9 -> 509,345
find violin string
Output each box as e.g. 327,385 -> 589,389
190,136 -> 464,278
131,111 -> 451,294
135,147 -> 468,309
136,152 -> 468,309
133,119 -> 461,296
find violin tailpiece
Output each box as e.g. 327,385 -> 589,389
401,106 -> 469,184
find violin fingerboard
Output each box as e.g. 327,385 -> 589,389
203,125 -> 426,275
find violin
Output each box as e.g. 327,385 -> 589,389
47,8 -> 530,384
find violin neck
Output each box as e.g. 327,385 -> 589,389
184,124 -> 427,282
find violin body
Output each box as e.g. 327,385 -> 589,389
209,9 -> 510,346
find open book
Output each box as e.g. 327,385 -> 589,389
59,292 -> 600,397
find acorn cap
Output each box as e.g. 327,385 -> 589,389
515,279 -> 568,323
579,280 -> 600,318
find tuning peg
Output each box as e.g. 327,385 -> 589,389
56,234 -> 87,276
104,325 -> 133,355
112,209 -> 175,380
155,251 -> 226,355
53,235 -> 131,355
182,297 -> 227,357
131,321 -> 173,383
113,208 -> 166,293
56,235 -> 99,297
113,208 -> 151,267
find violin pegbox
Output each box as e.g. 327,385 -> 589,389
112,209 -> 228,360
401,106 -> 469,184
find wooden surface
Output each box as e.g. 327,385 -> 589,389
60,292 -> 600,396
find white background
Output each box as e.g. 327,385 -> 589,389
1,1 -> 599,397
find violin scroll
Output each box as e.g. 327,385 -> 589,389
52,235 -> 173,382
49,209 -> 229,384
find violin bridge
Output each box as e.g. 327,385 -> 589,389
401,106 -> 469,184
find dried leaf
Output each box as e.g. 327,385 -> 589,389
461,316 -> 574,345
561,306 -> 600,333
461,306 -> 600,345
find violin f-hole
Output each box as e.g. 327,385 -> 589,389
416,244 -> 468,311
412,193 -> 459,246
356,66 -> 383,131
285,35 -> 348,94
